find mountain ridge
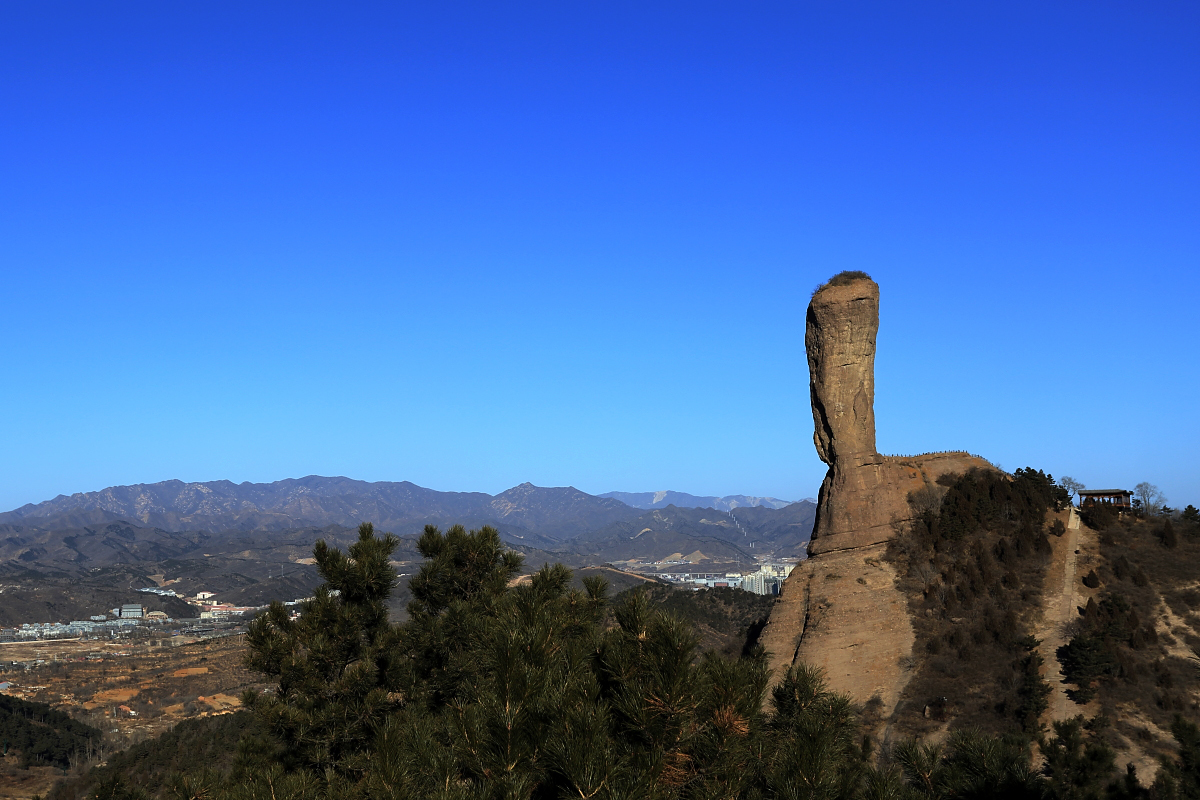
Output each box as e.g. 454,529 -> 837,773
598,490 -> 793,511
565,501 -> 816,562
0,476 -> 638,540
4,477 -> 803,542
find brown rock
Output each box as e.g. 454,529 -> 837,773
763,545 -> 915,715
806,277 -> 879,464
761,271 -> 995,718
805,274 -> 992,554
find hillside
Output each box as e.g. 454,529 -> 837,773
730,501 -> 817,553
41,522 -> 1200,800
0,516 -> 586,625
599,490 -> 795,511
1049,507 -> 1200,772
2,483 -> 815,572
566,502 -> 814,562
47,579 -> 777,800
0,519 -> 209,571
0,694 -> 101,769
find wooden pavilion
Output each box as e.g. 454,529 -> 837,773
1077,489 -> 1133,510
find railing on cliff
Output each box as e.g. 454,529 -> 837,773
879,451 -> 1005,472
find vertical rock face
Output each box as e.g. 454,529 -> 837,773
760,272 -> 994,719
804,276 -> 990,555
806,278 -> 879,465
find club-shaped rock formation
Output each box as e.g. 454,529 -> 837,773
805,275 -> 991,555
761,272 -> 994,719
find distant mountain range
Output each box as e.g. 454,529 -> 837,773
0,477 -> 817,624
598,491 -> 795,512
0,477 -> 638,542
0,477 -> 816,571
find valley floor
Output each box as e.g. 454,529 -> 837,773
0,633 -> 268,799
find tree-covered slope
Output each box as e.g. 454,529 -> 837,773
47,521 -> 1200,799
0,695 -> 101,770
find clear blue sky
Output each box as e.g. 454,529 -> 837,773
2,2 -> 1197,512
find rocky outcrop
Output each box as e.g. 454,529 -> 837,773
761,272 -> 994,716
806,277 -> 879,466
805,276 -> 992,554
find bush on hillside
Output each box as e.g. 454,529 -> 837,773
228,522 -> 887,797
1058,593 -> 1160,703
47,712 -> 258,800
1082,501 -> 1120,531
1160,518 -> 1178,548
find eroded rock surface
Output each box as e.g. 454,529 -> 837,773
805,276 -> 992,555
807,278 -> 879,466
763,544 -> 915,716
761,273 -> 994,717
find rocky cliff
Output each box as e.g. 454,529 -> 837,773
805,276 -> 992,555
761,272 -> 994,716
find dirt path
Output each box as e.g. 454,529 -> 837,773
1032,509 -> 1172,779
1035,507 -> 1097,725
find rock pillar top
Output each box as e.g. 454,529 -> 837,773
806,276 -> 879,465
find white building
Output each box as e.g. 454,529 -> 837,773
743,569 -> 781,596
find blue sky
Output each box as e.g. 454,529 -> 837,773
1,2 -> 1197,511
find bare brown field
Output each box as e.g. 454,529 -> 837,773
1,634 -> 268,798
1,634 -> 267,742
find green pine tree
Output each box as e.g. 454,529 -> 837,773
242,522 -> 407,778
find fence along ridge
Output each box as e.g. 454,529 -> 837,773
879,451 -> 1002,470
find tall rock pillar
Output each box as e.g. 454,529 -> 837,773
806,276 -> 879,465
759,271 -> 995,722
804,275 -> 990,554
806,278 -> 885,555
